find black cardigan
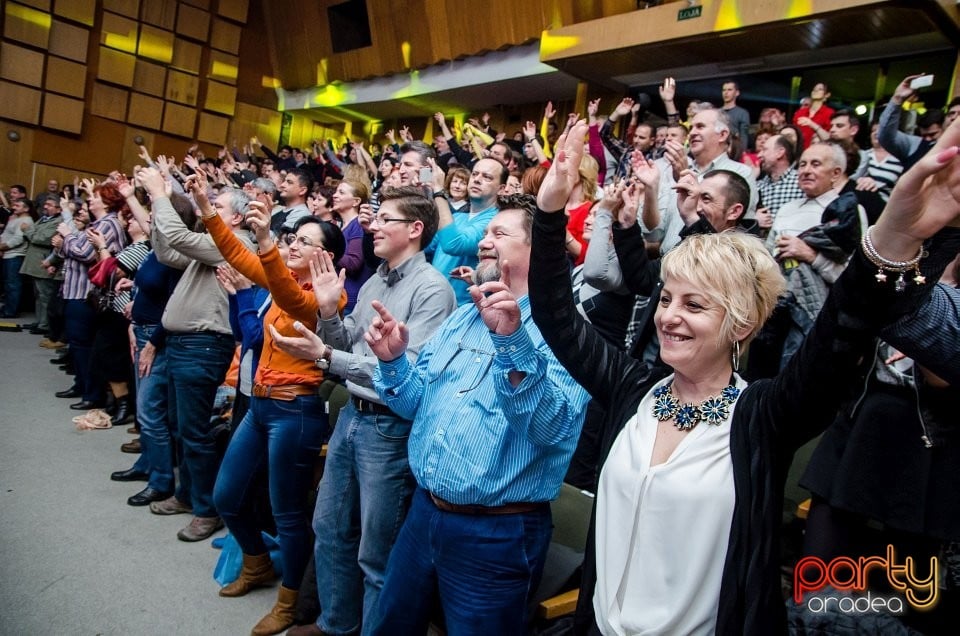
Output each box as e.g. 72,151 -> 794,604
529,210 -> 954,635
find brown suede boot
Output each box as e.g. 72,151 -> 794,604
250,585 -> 298,635
219,552 -> 276,597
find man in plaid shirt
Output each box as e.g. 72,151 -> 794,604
756,134 -> 804,232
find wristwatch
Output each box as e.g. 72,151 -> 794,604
315,345 -> 333,370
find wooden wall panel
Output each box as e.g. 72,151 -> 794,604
4,2 -> 52,49
133,59 -> 167,96
45,57 -> 87,97
162,102 -> 197,138
217,0 -> 249,23
100,11 -> 139,54
140,0 -> 177,30
138,24 -> 174,63
182,0 -> 211,9
228,101 -> 283,152
89,82 -> 129,121
197,112 -> 229,144
205,81 -> 237,115
42,93 -> 85,133
0,80 -> 42,124
165,69 -> 199,105
0,125 -> 35,189
176,4 -> 211,42
16,0 -> 51,10
210,19 -> 242,54
209,50 -> 239,85
172,38 -> 203,74
32,115 -> 129,175
49,20 -> 90,62
97,47 -> 136,85
0,42 -> 45,88
53,0 -> 95,26
127,92 -> 164,129
103,0 -> 140,19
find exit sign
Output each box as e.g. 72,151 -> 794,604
678,5 -> 703,21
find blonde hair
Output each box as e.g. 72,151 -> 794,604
342,164 -> 372,191
660,232 -> 785,346
578,154 -> 599,201
341,179 -> 370,205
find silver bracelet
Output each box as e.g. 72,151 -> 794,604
860,226 -> 925,291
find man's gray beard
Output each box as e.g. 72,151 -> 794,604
474,261 -> 501,285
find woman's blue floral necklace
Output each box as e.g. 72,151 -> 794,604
652,380 -> 740,431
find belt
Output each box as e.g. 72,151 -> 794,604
429,493 -> 548,516
251,383 -> 319,401
351,396 -> 395,416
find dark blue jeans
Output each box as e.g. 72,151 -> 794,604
2,256 -> 24,317
128,325 -> 174,492
213,394 -> 327,589
369,488 -> 552,636
165,332 -> 234,517
64,298 -> 98,401
313,402 -> 416,635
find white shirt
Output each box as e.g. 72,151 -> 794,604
594,373 -> 747,636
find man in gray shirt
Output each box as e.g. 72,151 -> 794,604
273,186 -> 456,636
138,167 -> 256,543
721,79 -> 751,152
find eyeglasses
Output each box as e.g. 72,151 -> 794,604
283,235 -> 319,248
371,215 -> 415,227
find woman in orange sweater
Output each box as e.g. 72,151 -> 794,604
193,177 -> 346,636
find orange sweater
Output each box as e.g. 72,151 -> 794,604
203,214 -> 345,387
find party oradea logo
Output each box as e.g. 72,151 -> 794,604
794,545 -> 939,614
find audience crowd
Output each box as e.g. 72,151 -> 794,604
2,71 -> 959,636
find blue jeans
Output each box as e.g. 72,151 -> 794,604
313,403 -> 415,635
64,298 -> 98,401
213,394 -> 327,589
127,325 -> 175,492
2,256 -> 24,317
369,488 -> 552,636
165,332 -> 234,517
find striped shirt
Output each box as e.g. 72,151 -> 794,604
57,212 -> 126,300
864,149 -> 903,202
374,295 -> 590,506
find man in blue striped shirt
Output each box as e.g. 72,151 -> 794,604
365,194 -> 590,634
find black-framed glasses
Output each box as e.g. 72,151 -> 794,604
371,215 -> 415,227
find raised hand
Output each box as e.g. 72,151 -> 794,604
215,264 -> 251,295
269,322 -> 327,362
523,120 -> 537,141
659,77 -> 676,103
537,119 -> 588,212
116,173 -> 136,199
85,227 -> 106,249
893,75 -> 923,104
309,249 -> 346,319
449,265 -> 475,285
632,153 -> 660,190
138,145 -> 152,164
426,157 -> 446,192
613,98 -> 635,119
434,112 -> 446,126
544,101 -> 556,120
673,170 -> 700,224
872,117 -> 960,260
587,98 -> 600,123
244,200 -> 272,244
565,112 -> 580,132
363,300 -> 409,361
469,260 -> 520,336
399,126 -> 412,142
663,139 -> 688,182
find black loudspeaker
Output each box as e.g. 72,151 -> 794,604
328,0 -> 373,53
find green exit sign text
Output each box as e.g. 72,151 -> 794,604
678,5 -> 703,21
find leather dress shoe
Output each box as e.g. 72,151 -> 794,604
29,326 -> 48,335
121,438 -> 141,454
55,387 -> 81,399
110,468 -> 149,482
50,355 -> 70,365
69,400 -> 101,410
128,486 -> 172,507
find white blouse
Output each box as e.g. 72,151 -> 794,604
594,374 -> 746,636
